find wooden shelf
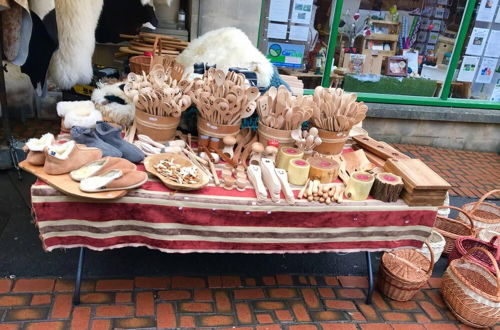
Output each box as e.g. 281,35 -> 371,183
370,20 -> 400,25
365,34 -> 399,41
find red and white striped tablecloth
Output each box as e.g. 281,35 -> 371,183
31,164 -> 437,254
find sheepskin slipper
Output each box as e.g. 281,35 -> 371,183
70,157 -> 136,182
176,27 -> 274,88
44,141 -> 102,175
71,126 -> 122,158
57,101 -> 103,130
25,133 -> 55,165
79,169 -> 148,192
95,121 -> 144,163
91,81 -> 134,127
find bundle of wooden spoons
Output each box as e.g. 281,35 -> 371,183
189,68 -> 260,125
124,66 -> 192,118
311,87 -> 368,132
256,85 -> 317,130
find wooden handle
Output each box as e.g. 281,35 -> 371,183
260,158 -> 281,202
471,189 -> 500,214
438,205 -> 475,233
275,168 -> 295,205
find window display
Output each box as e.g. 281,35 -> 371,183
451,0 -> 500,100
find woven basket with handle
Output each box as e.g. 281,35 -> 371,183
457,189 -> 500,230
442,247 -> 500,328
378,242 -> 434,301
434,206 -> 475,255
129,37 -> 162,74
449,235 -> 500,275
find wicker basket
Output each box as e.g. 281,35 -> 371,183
417,229 -> 446,264
129,37 -> 162,74
378,242 -> 434,301
478,226 -> 500,243
442,247 -> 500,328
457,189 -> 500,230
433,206 -> 475,255
449,235 -> 500,274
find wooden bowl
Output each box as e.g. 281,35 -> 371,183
144,153 -> 209,191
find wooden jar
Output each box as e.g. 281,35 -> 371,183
135,108 -> 180,143
197,116 -> 240,139
257,121 -> 295,147
314,129 -> 349,155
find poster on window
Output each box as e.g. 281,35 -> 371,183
476,0 -> 499,22
457,56 -> 480,82
476,57 -> 498,84
269,0 -> 291,23
490,78 -> 500,101
484,30 -> 500,58
465,28 -> 489,55
291,0 -> 313,24
267,23 -> 288,39
266,42 -> 305,68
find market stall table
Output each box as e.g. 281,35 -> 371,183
30,163 -> 438,305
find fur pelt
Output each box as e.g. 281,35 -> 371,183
91,81 -> 135,127
3,62 -> 34,115
29,0 -> 55,19
48,0 -> 103,89
57,101 -> 102,129
176,27 -> 274,88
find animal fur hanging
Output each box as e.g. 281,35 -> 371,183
48,0 -> 103,89
176,27 -> 275,88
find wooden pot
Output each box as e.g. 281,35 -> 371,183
135,108 -> 180,143
257,121 -> 295,147
197,116 -> 240,139
314,129 -> 349,155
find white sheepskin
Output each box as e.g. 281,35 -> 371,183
26,133 -> 55,151
47,140 -> 75,160
48,0 -> 103,89
57,101 -> 102,129
56,100 -> 94,117
176,27 -> 274,88
91,82 -> 135,127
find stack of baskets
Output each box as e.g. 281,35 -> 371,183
433,206 -> 475,254
442,247 -> 500,328
378,242 -> 434,301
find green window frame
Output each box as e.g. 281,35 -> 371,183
258,0 -> 500,109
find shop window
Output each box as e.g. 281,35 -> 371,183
257,0 -> 335,89
332,0 -> 472,97
450,0 -> 500,101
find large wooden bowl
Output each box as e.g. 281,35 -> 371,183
144,153 -> 209,191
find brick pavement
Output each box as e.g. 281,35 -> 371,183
2,119 -> 499,200
0,275 -> 488,329
393,144 -> 500,199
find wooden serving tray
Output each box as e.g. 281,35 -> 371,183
384,158 -> 451,190
19,161 -> 127,200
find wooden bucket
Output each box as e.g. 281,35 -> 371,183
135,108 -> 179,143
197,116 -> 240,139
314,129 -> 349,155
257,121 -> 294,147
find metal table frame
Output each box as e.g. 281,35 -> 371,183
71,247 -> 375,305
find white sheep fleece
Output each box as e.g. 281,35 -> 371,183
48,0 -> 103,89
56,101 -> 95,117
176,27 -> 274,88
91,82 -> 135,126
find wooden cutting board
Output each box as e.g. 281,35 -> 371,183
384,158 -> 451,190
353,135 -> 410,160
19,161 -> 127,200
